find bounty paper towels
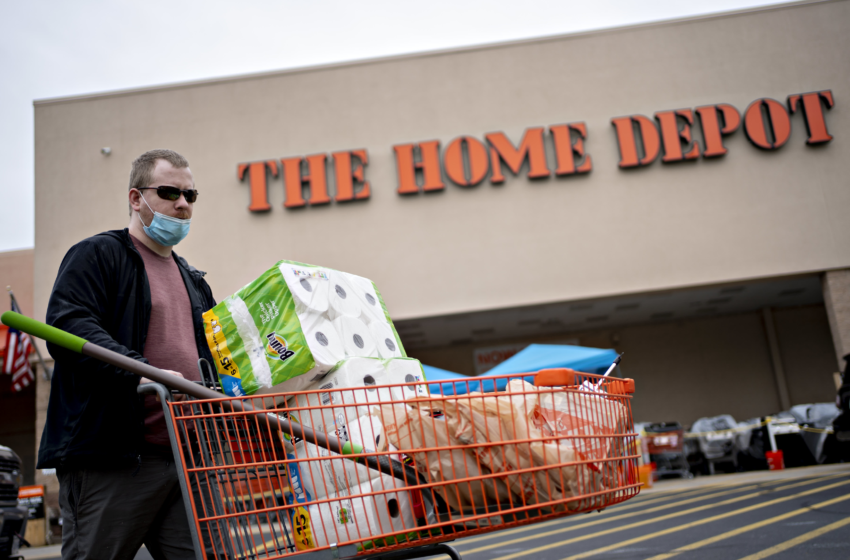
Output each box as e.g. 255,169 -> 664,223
327,274 -> 362,321
369,321 -> 403,359
310,475 -> 416,549
334,316 -> 378,358
282,266 -> 330,315
346,274 -> 386,324
203,261 -> 406,397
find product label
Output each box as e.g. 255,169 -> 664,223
285,452 -> 315,550
279,411 -> 303,445
265,332 -> 295,362
202,262 -> 317,396
319,382 -> 335,406
290,266 -> 330,280
202,310 -> 245,395
292,506 -> 314,550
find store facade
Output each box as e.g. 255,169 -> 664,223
30,0 -> 848,486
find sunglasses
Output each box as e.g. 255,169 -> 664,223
138,186 -> 199,203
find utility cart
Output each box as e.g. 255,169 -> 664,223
156,364 -> 640,560
1,311 -> 641,560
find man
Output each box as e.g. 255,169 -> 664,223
38,149 -> 215,560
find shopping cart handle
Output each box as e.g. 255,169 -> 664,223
2,310 -> 444,507
535,368 -> 578,387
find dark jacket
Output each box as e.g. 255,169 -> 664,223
37,229 -> 215,468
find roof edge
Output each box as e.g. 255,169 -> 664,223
34,0 -> 828,106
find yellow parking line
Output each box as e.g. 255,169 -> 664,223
736,515 -> 850,560
453,472 -> 829,551
450,480 -> 740,549
552,478 -> 850,560
462,474 -> 844,558
444,475 -> 828,560
645,493 -> 850,559
427,483 -> 750,560
454,484 -> 766,556
484,476 -> 850,560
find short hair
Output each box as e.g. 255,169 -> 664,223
128,149 -> 189,215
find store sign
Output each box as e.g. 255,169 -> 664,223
238,90 -> 834,211
18,485 -> 45,519
474,344 -> 528,375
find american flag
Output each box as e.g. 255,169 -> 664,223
3,299 -> 34,392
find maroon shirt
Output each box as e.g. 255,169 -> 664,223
131,234 -> 200,448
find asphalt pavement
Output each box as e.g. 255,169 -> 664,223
438,463 -> 850,560
20,463 -> 850,560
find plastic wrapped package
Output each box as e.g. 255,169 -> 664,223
291,415 -> 403,499
379,380 -> 629,513
309,475 -> 417,550
202,261 -> 405,396
283,357 -> 429,431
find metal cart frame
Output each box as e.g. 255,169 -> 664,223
148,361 -> 638,560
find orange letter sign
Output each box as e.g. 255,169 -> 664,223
655,109 -> 700,162
549,123 -> 592,175
444,136 -> 490,187
393,141 -> 444,194
744,98 -> 791,150
787,90 -> 834,145
485,127 -> 550,183
332,150 -> 370,202
237,160 -> 278,212
695,104 -> 740,158
611,115 -> 660,168
280,154 -> 332,208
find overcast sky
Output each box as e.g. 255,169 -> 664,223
0,0 -> 790,252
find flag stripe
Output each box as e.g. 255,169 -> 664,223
4,298 -> 34,391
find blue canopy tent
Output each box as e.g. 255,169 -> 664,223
423,344 -> 620,395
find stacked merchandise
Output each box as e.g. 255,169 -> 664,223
202,261 -> 426,550
281,358 -> 427,550
202,261 -> 407,397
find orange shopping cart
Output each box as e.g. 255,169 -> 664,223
0,310 -> 640,560
162,363 -> 640,560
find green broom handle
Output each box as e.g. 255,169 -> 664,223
0,311 -> 424,481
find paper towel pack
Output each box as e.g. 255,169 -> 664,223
202,261 -> 405,397
369,321 -> 403,359
309,474 -> 416,549
333,316 -> 379,358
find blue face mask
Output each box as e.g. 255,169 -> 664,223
138,193 -> 191,246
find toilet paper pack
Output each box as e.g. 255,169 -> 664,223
202,261 -> 405,397
286,358 -> 429,433
293,415 -> 404,499
310,474 -> 417,549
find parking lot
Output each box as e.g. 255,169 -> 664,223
21,464 -> 850,560
438,463 -> 850,560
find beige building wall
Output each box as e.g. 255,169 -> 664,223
823,269 -> 850,368
33,1 -> 850,332
0,249 -> 34,316
28,1 -> 849,438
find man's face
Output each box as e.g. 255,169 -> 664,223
131,159 -> 195,224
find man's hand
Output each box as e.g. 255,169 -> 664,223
140,369 -> 185,384
140,370 -> 186,401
